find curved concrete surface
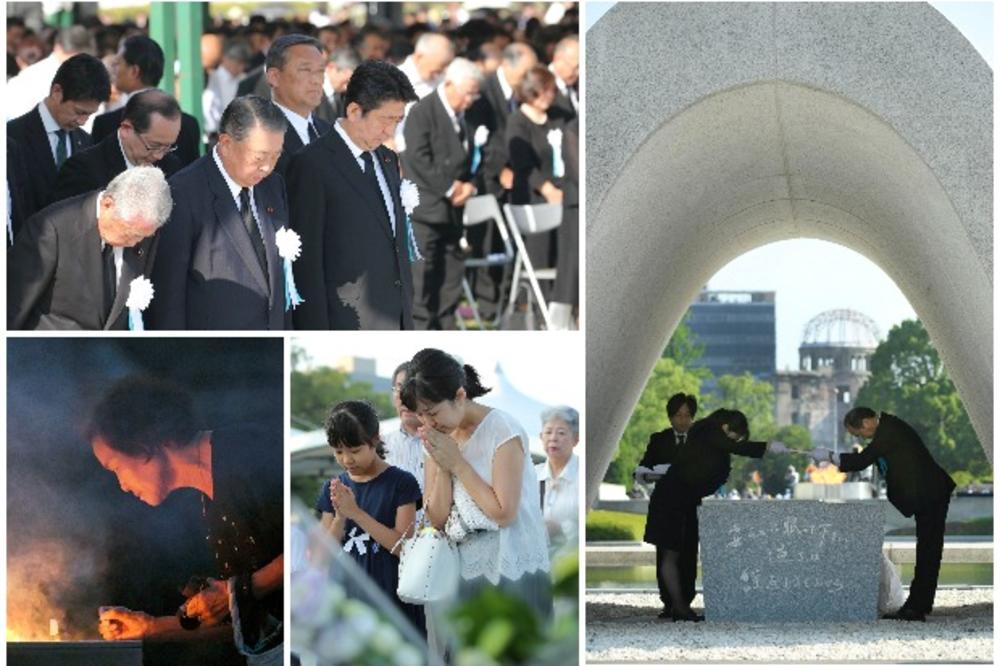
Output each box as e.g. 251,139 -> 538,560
586,3 -> 993,506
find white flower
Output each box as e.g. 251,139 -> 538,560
547,128 -> 563,149
400,179 -> 420,215
275,227 -> 302,261
474,125 -> 490,147
125,276 -> 154,310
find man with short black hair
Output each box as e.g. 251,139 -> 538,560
813,407 -> 956,621
150,95 -> 289,330
636,392 -> 699,619
265,33 -> 331,176
91,35 -> 202,167
50,89 -> 183,203
8,166 -> 171,330
7,53 -> 110,219
287,59 -> 418,329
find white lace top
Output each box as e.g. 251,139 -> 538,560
453,409 -> 550,583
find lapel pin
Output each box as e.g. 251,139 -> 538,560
266,206 -> 275,214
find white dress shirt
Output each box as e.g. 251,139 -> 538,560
333,119 -> 397,235
38,101 -> 73,164
203,66 -> 245,134
496,66 -> 515,108
383,427 -> 425,494
211,146 -> 265,240
550,66 -> 578,111
96,195 -> 124,287
535,453 -> 579,549
274,101 -> 317,147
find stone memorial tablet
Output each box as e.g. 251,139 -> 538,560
699,500 -> 882,622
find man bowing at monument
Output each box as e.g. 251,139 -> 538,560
286,59 -> 418,330
812,407 -> 956,622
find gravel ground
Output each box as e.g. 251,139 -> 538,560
586,587 -> 993,663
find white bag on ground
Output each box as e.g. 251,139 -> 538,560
877,551 -> 905,613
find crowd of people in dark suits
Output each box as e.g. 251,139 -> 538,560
6,5 -> 579,331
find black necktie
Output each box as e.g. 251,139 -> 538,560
55,129 -> 68,168
102,244 -> 117,316
677,434 -> 686,446
360,152 -> 391,228
239,187 -> 268,274
307,121 -> 320,143
507,96 -> 517,113
457,115 -> 468,151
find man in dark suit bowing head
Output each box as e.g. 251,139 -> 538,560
814,407 -> 956,622
50,89 -> 183,204
265,34 -> 331,177
286,59 -> 418,330
7,53 -> 110,223
149,95 -> 289,330
402,57 -> 483,330
8,166 -> 170,330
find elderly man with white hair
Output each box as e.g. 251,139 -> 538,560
395,32 -> 455,152
401,57 -> 484,329
8,165 -> 172,330
535,405 -> 581,552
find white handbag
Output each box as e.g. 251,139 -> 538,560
444,482 -> 499,542
396,520 -> 459,605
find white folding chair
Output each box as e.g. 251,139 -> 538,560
502,203 -> 562,330
457,195 -> 515,330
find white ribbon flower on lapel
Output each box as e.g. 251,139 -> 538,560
547,128 -> 563,150
275,227 -> 303,261
400,179 -> 420,216
126,276 -> 154,331
474,125 -> 490,147
275,227 -> 305,310
126,276 -> 155,311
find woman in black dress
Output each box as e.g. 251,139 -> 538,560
506,65 -> 566,273
646,409 -> 772,621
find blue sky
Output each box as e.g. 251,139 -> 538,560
584,2 -> 992,369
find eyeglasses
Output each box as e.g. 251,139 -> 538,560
136,132 -> 178,156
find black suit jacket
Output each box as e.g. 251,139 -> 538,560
639,427 -> 681,469
838,412 -> 955,517
8,190 -> 158,330
49,132 -> 182,204
236,66 -> 270,98
401,91 -> 472,225
274,115 -> 331,178
149,153 -> 288,330
7,136 -> 31,243
91,105 -> 202,168
314,93 -> 344,125
660,416 -> 768,504
286,127 -> 413,330
7,105 -> 91,220
466,71 -> 513,198
550,86 -> 577,123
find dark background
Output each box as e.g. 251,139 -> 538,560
7,338 -> 283,638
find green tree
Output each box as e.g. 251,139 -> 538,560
662,314 -> 706,368
855,319 -> 989,482
605,357 -> 704,488
291,367 -> 394,431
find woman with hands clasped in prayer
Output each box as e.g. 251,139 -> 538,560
399,349 -> 551,652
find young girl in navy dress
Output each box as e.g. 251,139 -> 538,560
316,400 -> 426,636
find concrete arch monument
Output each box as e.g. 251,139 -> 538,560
586,3 -> 992,506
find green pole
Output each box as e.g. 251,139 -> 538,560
175,2 -> 204,154
149,3 -> 176,95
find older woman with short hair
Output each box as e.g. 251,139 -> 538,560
535,405 -> 580,551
